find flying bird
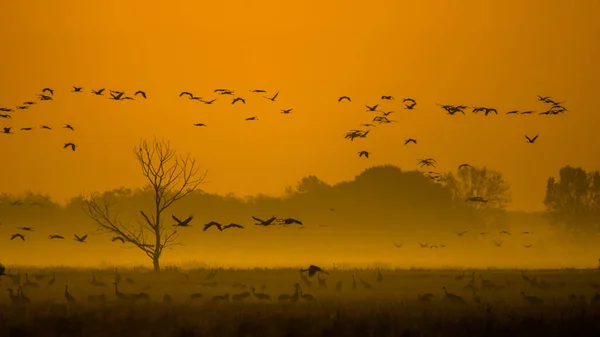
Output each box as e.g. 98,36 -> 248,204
381,95 -> 394,100
112,236 -> 125,243
134,91 -> 147,99
393,243 -> 403,248
63,143 -> 77,151
42,88 -> 54,95
11,233 -> 25,241
74,234 -> 88,243
232,97 -> 246,104
64,124 -> 75,131
17,227 -> 34,231
301,265 -> 328,277
172,215 -> 194,227
253,216 -> 277,226
466,196 -> 488,203
264,91 -> 279,101
72,86 -> 83,92
245,116 -> 258,121
458,164 -> 472,169
193,123 -> 207,127
48,235 -> 65,240
338,96 -> 351,102
358,151 -> 370,158
525,135 -> 538,143
203,221 -> 223,232
278,218 -> 303,225
404,100 -> 417,110
366,104 -> 379,112
281,108 -> 293,114
404,138 -> 417,145
249,89 -> 267,93
92,88 -> 105,95
223,223 -> 244,230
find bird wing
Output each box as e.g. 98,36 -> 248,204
172,215 -> 182,223
252,216 -> 264,223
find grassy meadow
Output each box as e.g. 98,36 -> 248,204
2,266 -> 600,336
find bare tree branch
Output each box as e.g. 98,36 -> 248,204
81,137 -> 206,272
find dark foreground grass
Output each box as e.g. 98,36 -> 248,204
2,267 -> 600,337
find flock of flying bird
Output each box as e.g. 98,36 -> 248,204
0,86 -> 568,251
0,86 -> 566,155
5,213 -> 304,245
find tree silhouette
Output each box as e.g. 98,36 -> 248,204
82,138 -> 206,272
544,166 -> 600,239
295,175 -> 331,195
442,166 -> 511,210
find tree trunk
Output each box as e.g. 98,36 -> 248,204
153,255 -> 161,272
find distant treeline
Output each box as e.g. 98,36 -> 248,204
0,164 -> 598,240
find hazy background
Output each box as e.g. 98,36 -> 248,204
0,0 -> 599,269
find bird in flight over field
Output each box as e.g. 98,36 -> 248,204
74,234 -> 88,242
264,91 -> 279,101
525,135 -> 538,143
63,143 -> 77,151
172,215 -> 194,227
253,216 -> 277,226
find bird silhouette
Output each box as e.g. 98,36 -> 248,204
404,138 -> 417,145
366,104 -> 379,112
338,96 -> 351,102
203,221 -> 223,232
253,216 -> 277,226
11,233 -> 25,241
301,265 -> 328,277
172,215 -> 194,227
63,143 -> 77,151
264,91 -> 279,101
278,218 -> 303,225
358,151 -> 370,158
134,91 -> 147,99
223,223 -> 244,230
525,135 -> 539,143
232,97 -> 245,104
74,234 -> 88,243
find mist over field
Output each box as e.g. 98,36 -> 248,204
2,164 -> 599,270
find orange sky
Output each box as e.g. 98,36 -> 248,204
0,0 -> 598,211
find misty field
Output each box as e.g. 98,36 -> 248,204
2,268 -> 600,337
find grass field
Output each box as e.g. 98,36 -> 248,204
2,267 -> 600,337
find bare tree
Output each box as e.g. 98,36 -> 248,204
82,138 -> 206,272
